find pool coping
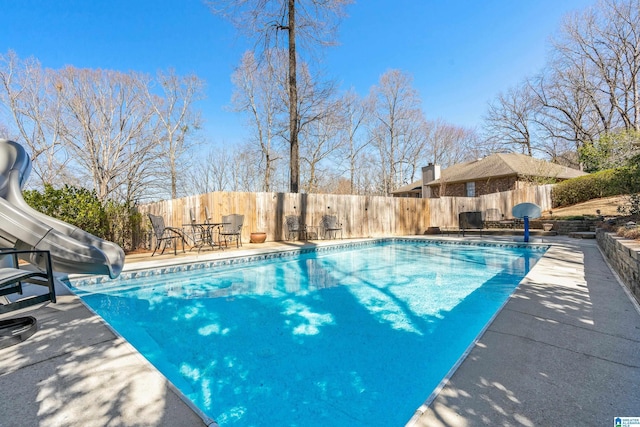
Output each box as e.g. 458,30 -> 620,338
1,235 -> 639,426
64,237 -> 549,289
407,237 -> 640,426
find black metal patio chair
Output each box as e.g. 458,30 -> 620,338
458,211 -> 484,237
219,214 -> 244,248
321,215 -> 343,239
147,213 -> 186,256
285,215 -> 308,241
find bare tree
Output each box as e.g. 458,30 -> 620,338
368,69 -> 428,194
229,142 -> 273,191
336,89 -> 370,194
0,51 -> 69,186
231,50 -> 287,191
115,132 -> 165,204
427,118 -> 480,167
146,69 -> 204,199
294,61 -> 340,186
531,0 -> 640,157
0,122 -> 10,138
0,51 -> 209,202
186,141 -> 275,194
299,98 -> 343,192
529,66 -> 600,159
185,147 -> 231,194
207,0 -> 352,193
355,150 -> 383,195
483,82 -> 536,156
556,0 -> 640,132
476,0 -> 640,170
550,13 -> 619,141
54,66 -> 157,203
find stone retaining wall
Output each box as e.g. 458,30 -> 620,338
596,229 -> 640,304
534,219 -> 600,234
484,219 -> 600,234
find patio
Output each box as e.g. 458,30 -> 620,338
1,236 -> 638,426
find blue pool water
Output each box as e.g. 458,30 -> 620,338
69,240 -> 546,426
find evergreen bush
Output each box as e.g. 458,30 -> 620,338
104,201 -> 143,251
23,184 -> 107,237
22,185 -> 142,250
552,169 -> 619,207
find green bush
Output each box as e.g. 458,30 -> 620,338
22,184 -> 146,250
103,201 -> 143,251
552,169 -> 617,207
553,215 -> 599,220
579,129 -> 640,173
23,184 -> 108,237
612,156 -> 640,194
552,165 -> 640,208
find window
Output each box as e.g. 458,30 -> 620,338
466,182 -> 475,197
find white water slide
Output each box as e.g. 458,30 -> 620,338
0,139 -> 124,279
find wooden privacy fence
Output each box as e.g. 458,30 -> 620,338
137,192 -> 431,243
428,185 -> 554,229
136,185 -> 553,243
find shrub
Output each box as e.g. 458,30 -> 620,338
552,169 -> 619,207
23,184 -> 143,249
554,215 -> 599,220
578,130 -> 640,172
104,201 -> 144,251
617,193 -> 640,217
616,225 -> 640,241
625,227 -> 640,240
23,184 -> 107,237
612,157 -> 640,194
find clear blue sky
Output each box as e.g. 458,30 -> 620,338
2,0 -> 592,147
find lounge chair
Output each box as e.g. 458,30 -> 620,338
147,213 -> 186,256
220,214 -> 244,248
321,215 -> 343,239
0,249 -> 56,315
285,215 -> 308,241
458,211 -> 483,236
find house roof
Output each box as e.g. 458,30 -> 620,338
390,153 -> 586,195
392,181 -> 422,194
427,153 -> 586,186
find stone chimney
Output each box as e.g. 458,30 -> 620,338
422,163 -> 441,198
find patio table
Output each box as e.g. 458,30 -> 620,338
182,222 -> 229,252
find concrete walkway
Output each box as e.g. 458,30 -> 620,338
0,297 -> 209,427
1,237 -> 638,426
409,239 -> 640,426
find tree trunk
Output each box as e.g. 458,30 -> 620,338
264,152 -> 271,192
288,0 -> 299,193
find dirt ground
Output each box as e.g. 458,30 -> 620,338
542,195 -> 630,218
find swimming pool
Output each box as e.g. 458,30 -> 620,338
68,239 -> 547,426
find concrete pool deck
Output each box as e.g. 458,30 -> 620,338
1,236 -> 638,426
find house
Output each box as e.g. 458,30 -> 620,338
391,153 -> 587,198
